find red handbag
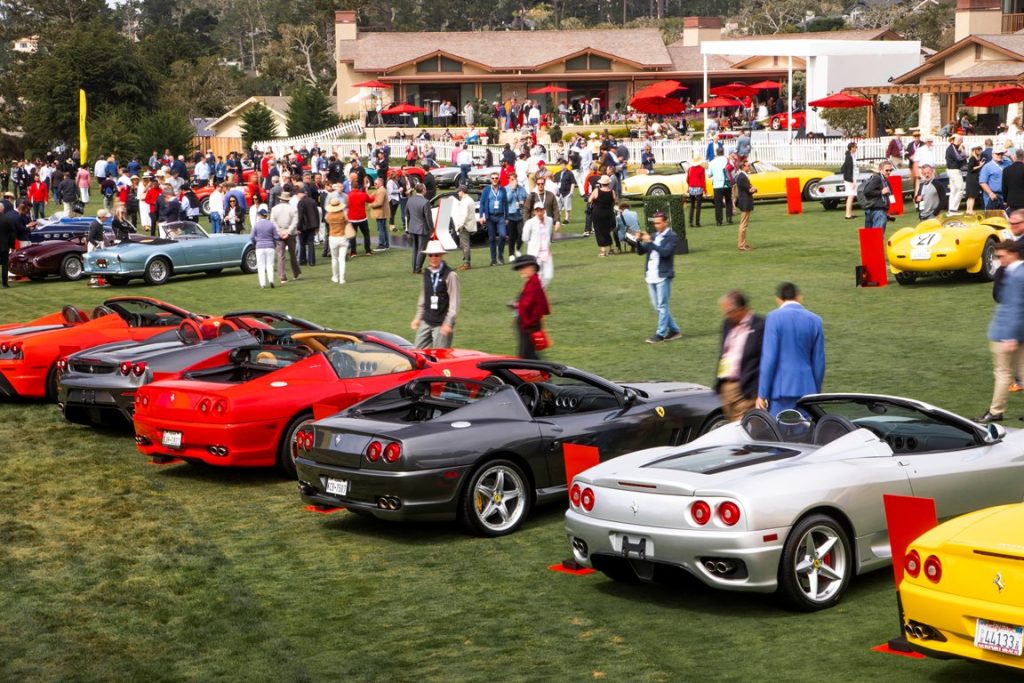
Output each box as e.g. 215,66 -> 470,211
530,330 -> 551,351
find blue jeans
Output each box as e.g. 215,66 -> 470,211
864,208 -> 887,228
376,218 -> 389,248
985,192 -> 1003,210
485,215 -> 507,263
647,279 -> 680,338
209,212 -> 222,234
459,165 -> 471,185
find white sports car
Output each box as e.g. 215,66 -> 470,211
564,393 -> 1024,611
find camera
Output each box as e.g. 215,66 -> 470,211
887,215 -> 896,222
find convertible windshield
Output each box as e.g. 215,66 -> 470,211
323,339 -> 413,378
162,222 -> 205,239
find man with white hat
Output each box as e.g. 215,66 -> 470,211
410,240 -> 459,349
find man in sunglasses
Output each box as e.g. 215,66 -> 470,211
860,160 -> 893,229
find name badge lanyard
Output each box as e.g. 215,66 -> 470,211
430,270 -> 442,310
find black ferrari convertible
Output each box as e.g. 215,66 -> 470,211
295,360 -> 724,536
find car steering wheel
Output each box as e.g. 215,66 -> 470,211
328,349 -> 358,378
516,382 -> 541,414
128,313 -> 146,328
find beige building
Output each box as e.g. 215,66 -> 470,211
206,96 -> 293,139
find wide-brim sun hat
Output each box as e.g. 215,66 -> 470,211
512,254 -> 539,270
421,240 -> 447,255
325,198 -> 344,213
598,176 -> 612,186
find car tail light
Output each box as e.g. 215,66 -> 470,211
905,550 -> 921,578
691,500 -> 711,526
569,483 -> 582,508
717,501 -> 741,526
924,555 -> 942,583
580,487 -> 595,512
56,358 -> 68,372
198,398 -> 211,414
132,362 -> 147,377
366,440 -> 382,462
212,399 -> 227,415
955,238 -> 960,246
10,342 -> 21,356
139,394 -> 150,407
383,442 -> 401,463
304,432 -> 315,451
119,361 -> 132,376
887,240 -> 892,247
0,343 -> 8,353
295,430 -> 314,452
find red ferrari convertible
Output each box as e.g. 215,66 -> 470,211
0,297 -> 203,400
133,331 -> 503,477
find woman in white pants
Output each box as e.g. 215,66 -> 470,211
520,204 -> 554,287
249,205 -> 278,288
325,197 -> 350,284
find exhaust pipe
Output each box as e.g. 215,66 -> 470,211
571,537 -> 589,559
704,560 -> 717,573
376,496 -> 403,510
297,481 -> 316,496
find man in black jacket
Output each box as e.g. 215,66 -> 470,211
860,161 -> 892,229
1002,149 -> 1024,213
715,291 -> 765,422
0,203 -> 29,288
57,173 -> 78,215
295,188 -> 320,266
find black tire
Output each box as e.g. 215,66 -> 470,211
143,257 -> 171,286
240,247 -> 257,274
646,184 -> 670,197
200,197 -> 211,216
698,411 -> 730,435
458,458 -> 532,537
802,179 -> 820,201
59,254 -> 84,281
894,271 -> 917,286
277,410 -> 314,478
771,118 -> 782,130
821,199 -> 840,211
977,239 -> 998,282
777,514 -> 853,612
45,364 -> 60,402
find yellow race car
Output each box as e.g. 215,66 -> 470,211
620,160 -> 829,201
900,502 -> 1024,671
887,212 -> 1010,285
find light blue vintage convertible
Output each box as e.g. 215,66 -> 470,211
83,222 -> 257,285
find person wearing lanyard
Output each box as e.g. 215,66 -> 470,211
715,291 -> 765,423
410,241 -> 460,349
479,173 -> 509,266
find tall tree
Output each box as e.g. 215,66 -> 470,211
240,103 -> 279,149
286,85 -> 339,136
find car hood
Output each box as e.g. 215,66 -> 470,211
620,381 -> 714,398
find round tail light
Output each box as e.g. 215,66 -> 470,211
569,483 -> 582,508
120,361 -> 132,375
139,394 -> 150,407
924,555 -> 942,583
132,362 -> 147,377
905,549 -> 921,578
580,487 -> 595,512
198,398 -> 211,414
10,342 -> 21,354
57,359 -> 68,372
691,500 -> 711,525
212,399 -> 226,415
383,442 -> 401,463
717,501 -> 741,526
0,343 -> 8,353
304,432 -> 315,451
366,440 -> 382,462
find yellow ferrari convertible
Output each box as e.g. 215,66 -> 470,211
620,160 -> 829,200
886,212 -> 1010,285
901,503 -> 1024,671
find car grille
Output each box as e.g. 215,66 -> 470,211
70,361 -> 116,375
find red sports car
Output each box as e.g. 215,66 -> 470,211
769,110 -> 805,130
192,170 -> 267,215
0,297 -> 203,400
133,331 -> 503,477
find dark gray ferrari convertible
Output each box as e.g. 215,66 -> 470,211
295,360 -> 724,536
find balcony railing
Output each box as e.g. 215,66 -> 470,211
1003,13 -> 1024,33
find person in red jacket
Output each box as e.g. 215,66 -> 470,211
346,173 -> 372,257
687,157 -> 707,227
513,254 -> 550,360
27,173 -> 49,220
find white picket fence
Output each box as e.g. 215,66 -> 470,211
255,132 -> 1003,170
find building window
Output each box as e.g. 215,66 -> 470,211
589,55 -> 611,70
566,54 -> 612,71
416,56 -> 463,73
566,55 -> 588,71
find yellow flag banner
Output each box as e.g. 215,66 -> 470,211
79,89 -> 88,163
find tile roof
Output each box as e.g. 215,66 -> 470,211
343,28 -> 672,72
948,60 -> 1024,80
673,27 -> 900,44
976,34 -> 1024,56
666,45 -> 737,71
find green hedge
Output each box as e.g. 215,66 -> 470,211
642,194 -> 687,253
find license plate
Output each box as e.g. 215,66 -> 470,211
975,618 -> 1024,656
836,184 -> 845,193
325,478 -> 349,496
616,534 -> 653,560
161,431 -> 182,448
82,390 -> 96,405
910,247 -> 931,261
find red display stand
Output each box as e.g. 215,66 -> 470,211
879,494 -> 938,654
887,174 -> 904,216
858,228 -> 888,287
563,444 -> 600,489
785,177 -> 802,214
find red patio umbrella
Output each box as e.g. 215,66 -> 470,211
964,86 -> 1024,107
750,80 -> 782,90
528,85 -> 571,95
808,93 -> 873,108
634,80 -> 685,99
711,82 -> 758,97
694,97 -> 742,109
381,103 -> 429,115
629,96 -> 685,115
352,79 -> 391,89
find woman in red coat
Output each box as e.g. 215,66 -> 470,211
513,254 -> 550,359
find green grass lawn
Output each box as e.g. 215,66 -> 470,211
1,194 -> 1021,682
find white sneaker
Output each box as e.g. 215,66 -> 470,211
330,277 -> 338,283
338,280 -> 346,284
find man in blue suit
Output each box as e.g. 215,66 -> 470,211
755,282 -> 826,416
978,240 -> 1024,422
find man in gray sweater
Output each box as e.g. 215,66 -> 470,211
270,190 -> 301,284
404,183 -> 433,274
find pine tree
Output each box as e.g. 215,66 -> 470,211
286,85 -> 340,137
240,103 -> 280,149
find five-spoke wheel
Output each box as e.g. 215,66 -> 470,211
778,514 -> 852,611
460,459 -> 531,537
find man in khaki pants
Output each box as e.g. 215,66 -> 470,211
714,291 -> 765,422
978,240 -> 1024,423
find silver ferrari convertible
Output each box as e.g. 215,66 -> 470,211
564,393 -> 1024,611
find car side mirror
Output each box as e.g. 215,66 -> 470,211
984,422 -> 1006,444
415,355 -> 427,370
623,388 -> 637,408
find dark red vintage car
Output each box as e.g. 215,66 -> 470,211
133,331 -> 505,477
